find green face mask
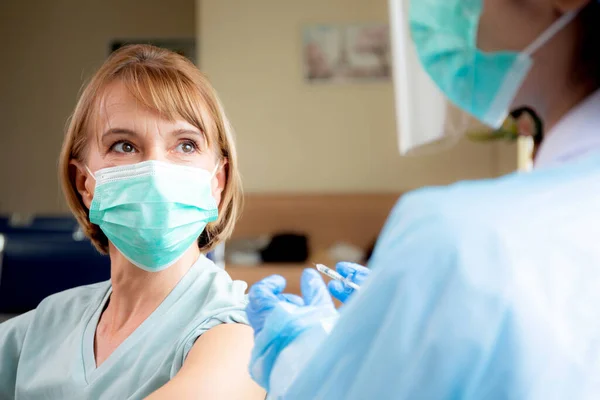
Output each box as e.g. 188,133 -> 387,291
87,160 -> 219,272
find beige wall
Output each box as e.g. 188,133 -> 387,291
197,0 -> 517,193
0,0 -> 518,214
0,0 -> 195,213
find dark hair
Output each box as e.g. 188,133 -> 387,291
577,2 -> 600,84
510,106 -> 543,146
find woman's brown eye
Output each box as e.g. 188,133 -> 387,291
177,141 -> 197,153
112,141 -> 136,153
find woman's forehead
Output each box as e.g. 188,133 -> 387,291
95,81 -> 197,131
98,81 -> 156,119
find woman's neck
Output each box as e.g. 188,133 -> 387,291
543,80 -> 598,132
100,244 -> 201,334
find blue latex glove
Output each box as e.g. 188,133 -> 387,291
247,269 -> 338,391
328,262 -> 371,303
246,274 -> 304,335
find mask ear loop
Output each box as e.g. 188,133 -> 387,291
522,11 -> 579,57
210,162 -> 221,179
85,166 -> 96,181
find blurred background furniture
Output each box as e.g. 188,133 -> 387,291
0,216 -> 110,319
0,193 -> 399,319
226,193 -> 401,296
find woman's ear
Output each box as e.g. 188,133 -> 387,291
70,160 -> 94,209
212,158 -> 228,205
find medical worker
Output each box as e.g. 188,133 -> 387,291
246,0 -> 600,398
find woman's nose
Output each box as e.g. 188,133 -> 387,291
143,145 -> 168,162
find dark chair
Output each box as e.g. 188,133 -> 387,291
0,232 -> 110,314
0,215 -> 78,234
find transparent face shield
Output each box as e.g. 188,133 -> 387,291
388,0 -> 470,156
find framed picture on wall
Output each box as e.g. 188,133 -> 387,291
109,38 -> 196,64
303,24 -> 390,84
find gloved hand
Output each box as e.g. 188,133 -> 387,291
328,262 -> 371,303
246,274 -> 304,335
247,269 -> 339,391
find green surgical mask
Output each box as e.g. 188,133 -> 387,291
87,160 -> 219,272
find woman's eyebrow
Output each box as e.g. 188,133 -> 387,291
171,128 -> 203,137
102,127 -> 138,137
172,128 -> 208,146
101,128 -> 208,143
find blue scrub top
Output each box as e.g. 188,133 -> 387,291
283,152 -> 600,399
0,255 -> 248,399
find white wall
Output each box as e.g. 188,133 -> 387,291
197,0 -> 517,193
0,0 -> 195,213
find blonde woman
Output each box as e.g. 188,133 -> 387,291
0,45 -> 265,400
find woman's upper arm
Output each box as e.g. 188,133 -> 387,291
147,323 -> 266,400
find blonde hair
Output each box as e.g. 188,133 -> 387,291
59,44 -> 242,253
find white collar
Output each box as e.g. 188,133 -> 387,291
534,89 -> 600,169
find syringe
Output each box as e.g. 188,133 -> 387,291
315,263 -> 360,291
